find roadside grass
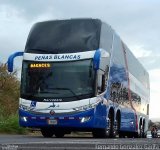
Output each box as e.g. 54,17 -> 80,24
0,113 -> 28,134
0,64 -> 28,134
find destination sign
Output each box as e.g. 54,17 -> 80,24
30,63 -> 51,68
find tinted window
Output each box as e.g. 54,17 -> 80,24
100,22 -> 113,52
21,59 -> 95,102
25,19 -> 101,54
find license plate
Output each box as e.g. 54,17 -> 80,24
47,119 -> 57,125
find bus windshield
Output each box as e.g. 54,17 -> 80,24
21,59 -> 95,102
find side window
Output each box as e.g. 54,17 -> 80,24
112,33 -> 125,66
97,66 -> 109,94
101,66 -> 108,92
100,22 -> 113,53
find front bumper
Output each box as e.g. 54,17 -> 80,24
19,108 -> 106,129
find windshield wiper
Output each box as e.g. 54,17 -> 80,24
51,87 -> 80,100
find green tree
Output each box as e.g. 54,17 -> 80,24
0,63 -> 20,117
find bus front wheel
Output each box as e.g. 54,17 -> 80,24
41,128 -> 54,138
55,131 -> 65,138
92,113 -> 115,138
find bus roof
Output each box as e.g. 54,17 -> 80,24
25,18 -> 102,54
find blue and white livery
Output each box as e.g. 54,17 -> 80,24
8,19 -> 150,138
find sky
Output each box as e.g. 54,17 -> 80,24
0,0 -> 160,121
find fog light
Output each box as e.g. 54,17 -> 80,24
80,117 -> 90,123
21,117 -> 28,122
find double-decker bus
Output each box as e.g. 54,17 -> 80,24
8,19 -> 150,138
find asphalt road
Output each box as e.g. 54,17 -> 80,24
0,134 -> 160,150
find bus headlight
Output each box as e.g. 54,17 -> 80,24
80,117 -> 91,123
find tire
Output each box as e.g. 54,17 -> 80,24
127,132 -> 134,138
92,129 -> 106,138
55,131 -> 65,138
142,125 -> 146,138
41,128 -> 54,138
139,124 -> 144,138
93,114 -> 114,138
115,115 -> 121,137
119,132 -> 125,138
133,132 -> 138,138
108,113 -> 115,138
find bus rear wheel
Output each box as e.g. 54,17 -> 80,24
139,124 -> 145,138
41,128 -> 54,138
92,128 -> 108,138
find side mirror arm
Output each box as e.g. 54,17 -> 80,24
7,51 -> 24,72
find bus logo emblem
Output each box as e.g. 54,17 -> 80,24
50,110 -> 55,115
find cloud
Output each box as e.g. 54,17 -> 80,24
0,5 -> 30,62
149,69 -> 160,119
138,55 -> 160,71
129,45 -> 160,71
0,0 -> 53,20
130,45 -> 152,58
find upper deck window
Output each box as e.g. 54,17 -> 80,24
25,19 -> 101,54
